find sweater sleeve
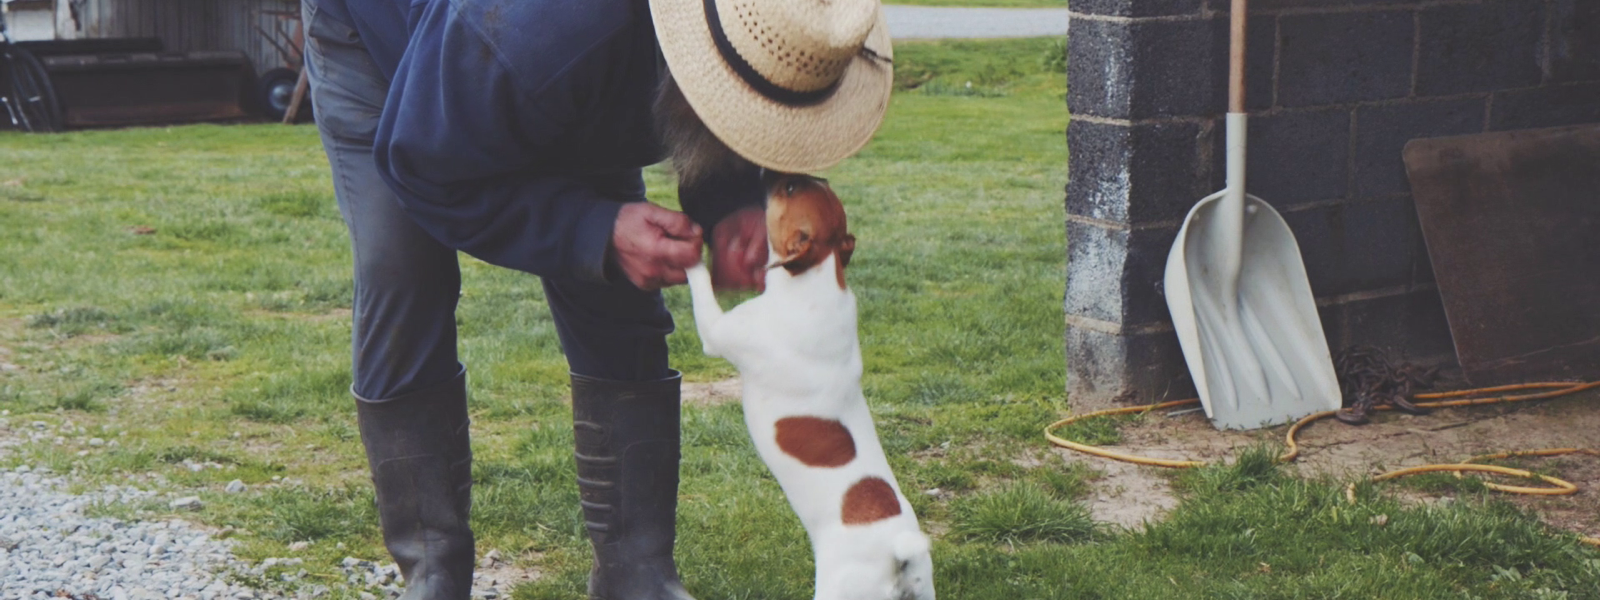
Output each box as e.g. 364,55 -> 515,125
677,163 -> 767,242
372,0 -> 624,282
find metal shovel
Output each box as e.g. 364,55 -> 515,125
1162,0 -> 1340,430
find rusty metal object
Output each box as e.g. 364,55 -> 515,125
40,49 -> 252,127
1404,125 -> 1600,386
1333,346 -> 1438,425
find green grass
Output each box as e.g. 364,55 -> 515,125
894,37 -> 1066,97
2,37 -> 1596,599
950,483 -> 1101,545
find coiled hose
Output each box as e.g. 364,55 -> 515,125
1045,381 -> 1600,546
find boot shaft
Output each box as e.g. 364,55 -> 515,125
570,372 -> 695,600
571,372 -> 682,549
355,371 -> 475,599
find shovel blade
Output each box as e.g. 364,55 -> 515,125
1165,192 -> 1341,430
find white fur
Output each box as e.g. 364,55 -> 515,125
686,258 -> 935,600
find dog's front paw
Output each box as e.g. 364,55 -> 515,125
685,263 -> 710,289
684,263 -> 724,356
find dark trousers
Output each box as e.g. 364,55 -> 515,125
302,0 -> 673,401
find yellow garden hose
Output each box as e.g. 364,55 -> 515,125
1043,398 -> 1207,468
1452,448 -> 1600,494
1044,380 -> 1600,546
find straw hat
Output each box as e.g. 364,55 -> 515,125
650,0 -> 894,173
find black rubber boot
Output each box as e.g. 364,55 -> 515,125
571,371 -> 696,600
355,370 -> 475,600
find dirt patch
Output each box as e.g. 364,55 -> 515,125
683,378 -> 740,406
122,377 -> 187,406
233,428 -> 293,460
0,317 -> 24,360
53,332 -> 122,350
1052,409 -> 1254,529
476,550 -> 545,592
316,308 -> 354,322
1053,390 -> 1600,538
1076,458 -> 1183,531
253,308 -> 352,322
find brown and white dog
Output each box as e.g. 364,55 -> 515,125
685,173 -> 936,600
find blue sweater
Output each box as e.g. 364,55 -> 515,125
319,0 -> 763,282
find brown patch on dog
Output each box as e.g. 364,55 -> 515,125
841,477 -> 902,525
774,416 -> 856,467
765,173 -> 855,289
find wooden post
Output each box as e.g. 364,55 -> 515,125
282,68 -> 309,124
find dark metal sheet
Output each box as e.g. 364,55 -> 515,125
1403,125 -> 1600,385
40,51 -> 252,127
15,38 -> 165,58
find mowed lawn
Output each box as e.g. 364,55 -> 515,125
3,38 -> 1598,599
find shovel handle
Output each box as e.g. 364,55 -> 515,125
1230,0 -> 1247,113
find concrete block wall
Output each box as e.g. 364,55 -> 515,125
1065,0 -> 1600,409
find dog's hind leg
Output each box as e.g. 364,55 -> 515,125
684,264 -> 725,357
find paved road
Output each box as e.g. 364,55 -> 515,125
884,5 -> 1069,40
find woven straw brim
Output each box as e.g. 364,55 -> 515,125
650,0 -> 893,174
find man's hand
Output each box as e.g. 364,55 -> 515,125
610,203 -> 703,290
710,206 -> 768,292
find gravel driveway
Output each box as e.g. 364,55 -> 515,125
884,5 -> 1069,39
0,417 -> 508,600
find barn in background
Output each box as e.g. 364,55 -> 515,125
4,0 -> 307,125
7,0 -> 303,78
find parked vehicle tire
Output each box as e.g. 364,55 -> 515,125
257,67 -> 310,121
4,46 -> 64,133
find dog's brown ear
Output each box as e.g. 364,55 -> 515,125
833,234 -> 856,289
